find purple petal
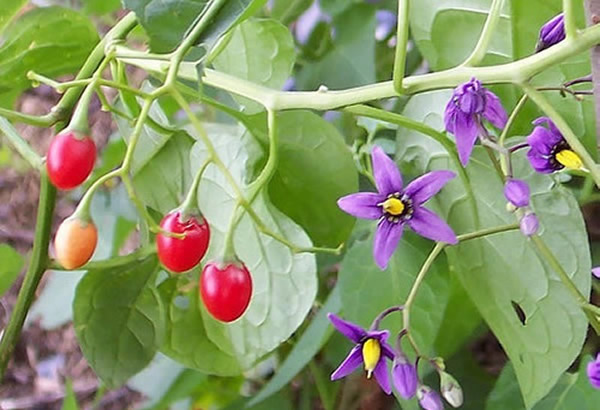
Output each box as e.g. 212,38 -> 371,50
537,14 -> 565,52
372,146 -> 403,194
408,207 -> 458,244
520,213 -> 539,237
450,111 -> 479,166
418,386 -> 444,410
327,313 -> 366,343
526,126 -> 561,156
366,329 -> 390,343
404,170 -> 456,205
444,100 -> 459,134
331,346 -> 363,380
586,354 -> 600,389
592,267 -> 600,279
381,342 -> 396,360
373,358 -> 392,395
373,220 -> 404,270
392,361 -> 418,399
483,90 -> 508,128
337,192 -> 384,220
527,149 -> 555,173
504,179 -> 530,207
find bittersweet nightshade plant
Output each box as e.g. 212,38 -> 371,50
337,146 -> 457,269
536,14 -> 565,52
526,117 -> 584,173
587,354 -> 600,389
504,179 -> 530,208
444,78 -> 508,166
593,267 -> 600,279
327,313 -> 395,394
440,371 -> 464,408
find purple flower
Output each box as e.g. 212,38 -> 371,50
392,354 -> 418,399
376,10 -> 397,41
418,385 -> 444,410
504,179 -> 530,208
588,354 -> 600,389
593,267 -> 600,279
526,117 -> 583,173
520,212 -> 539,237
327,313 -> 395,394
337,146 -> 458,270
294,1 -> 332,45
444,78 -> 508,166
536,14 -> 565,52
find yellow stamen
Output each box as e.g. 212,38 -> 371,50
382,198 -> 404,216
555,149 -> 583,170
362,339 -> 381,379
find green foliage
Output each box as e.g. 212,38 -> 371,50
73,257 -> 166,387
486,356 -> 600,409
397,91 -> 591,408
123,0 -> 268,52
213,18 -> 296,113
61,379 -> 80,410
0,7 -> 98,99
0,0 -> 27,34
0,244 -> 23,297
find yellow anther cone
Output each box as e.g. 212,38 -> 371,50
383,198 -> 404,216
556,149 -> 583,170
362,339 -> 381,378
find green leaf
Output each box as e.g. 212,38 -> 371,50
270,0 -> 313,25
158,276 -> 242,375
189,122 -> 318,368
486,356 -> 600,410
338,230 -> 451,357
261,111 -> 358,247
0,7 -> 99,96
212,18 -> 295,113
396,91 -> 591,408
0,244 -> 23,297
82,0 -> 121,15
73,256 -> 166,387
123,0 -> 268,53
296,4 -> 376,90
0,0 -> 27,34
249,286 -> 342,407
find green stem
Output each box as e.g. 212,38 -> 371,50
392,0 -> 410,93
499,94 -> 528,145
0,107 -> 54,127
179,158 -> 211,220
0,117 -> 43,169
48,246 -> 155,271
0,173 -> 56,378
402,223 -> 519,355
563,0 -> 579,39
461,0 -> 506,67
247,109 -> 279,201
66,82 -> 95,134
521,83 -> 600,188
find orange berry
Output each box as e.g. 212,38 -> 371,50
54,218 -> 97,269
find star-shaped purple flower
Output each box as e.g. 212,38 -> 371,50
536,14 -> 565,52
327,313 -> 395,394
337,146 -> 457,270
587,353 -> 600,389
526,117 -> 583,173
444,78 -> 508,166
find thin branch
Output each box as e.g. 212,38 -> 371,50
393,0 -> 410,92
0,117 -> 43,169
462,0 -> 506,67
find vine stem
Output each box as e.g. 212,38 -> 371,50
498,94 -> 528,145
392,0 -> 410,93
563,0 -> 579,39
402,224 -> 519,356
0,13 -> 138,381
521,83 -> 600,188
48,246 -> 155,271
0,117 -> 43,169
461,0 -> 506,67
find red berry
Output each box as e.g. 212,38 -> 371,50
200,261 -> 252,322
46,131 -> 96,190
157,210 -> 210,273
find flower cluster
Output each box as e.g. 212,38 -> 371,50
328,312 -> 462,409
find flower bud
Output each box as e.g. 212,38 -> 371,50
536,14 -> 565,52
520,212 -> 539,237
440,371 -> 463,408
587,354 -> 600,389
593,267 -> 600,279
417,385 -> 443,410
504,178 -> 530,208
392,354 -> 418,399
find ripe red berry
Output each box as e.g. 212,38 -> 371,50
157,210 -> 210,273
200,261 -> 253,322
46,131 -> 96,190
